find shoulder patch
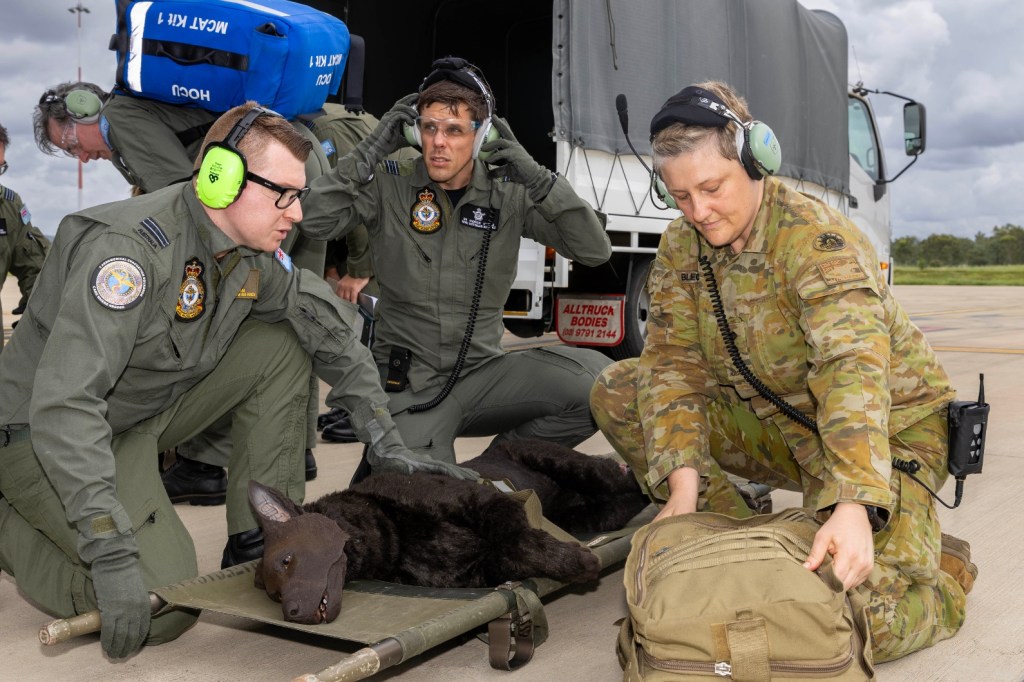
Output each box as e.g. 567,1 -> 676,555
382,159 -> 401,175
813,232 -> 846,251
275,247 -> 293,272
817,257 -> 867,286
320,139 -> 336,158
92,256 -> 147,310
20,206 -> 31,225
3,186 -> 13,202
136,217 -> 170,250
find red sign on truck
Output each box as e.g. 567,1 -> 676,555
555,294 -> 625,347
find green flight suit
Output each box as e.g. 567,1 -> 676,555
590,177 -> 966,661
100,94 -> 333,460
0,184 -> 389,643
300,146 -> 614,465
0,185 -> 49,351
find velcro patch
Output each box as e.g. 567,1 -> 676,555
817,257 -> 868,286
92,257 -> 147,310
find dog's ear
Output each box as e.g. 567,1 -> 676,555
248,480 -> 305,529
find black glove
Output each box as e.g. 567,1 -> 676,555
11,303 -> 25,315
351,93 -> 418,183
86,535 -> 151,659
480,116 -> 556,203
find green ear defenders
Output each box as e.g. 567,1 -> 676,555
39,89 -> 104,124
402,57 -> 499,161
196,106 -> 278,209
649,85 -> 782,209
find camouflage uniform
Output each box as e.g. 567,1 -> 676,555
591,177 -> 967,661
0,185 -> 49,351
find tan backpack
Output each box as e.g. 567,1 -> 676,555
618,508 -> 875,681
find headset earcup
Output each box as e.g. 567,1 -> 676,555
473,118 -> 498,160
654,174 -> 678,210
403,121 -> 421,149
196,144 -> 246,209
746,120 -> 781,177
65,89 -> 103,124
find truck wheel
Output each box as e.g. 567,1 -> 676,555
608,255 -> 653,360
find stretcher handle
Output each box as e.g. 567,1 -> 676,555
39,593 -> 166,645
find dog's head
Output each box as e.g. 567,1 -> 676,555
247,481 -> 348,624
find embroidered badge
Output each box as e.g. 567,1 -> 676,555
817,257 -> 868,286
813,232 -> 846,251
275,248 -> 293,272
680,271 -> 700,282
175,257 -> 207,321
20,206 -> 31,225
236,269 -> 260,299
411,188 -> 442,234
92,257 -> 147,310
459,204 -> 498,231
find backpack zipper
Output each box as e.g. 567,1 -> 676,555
640,639 -> 856,677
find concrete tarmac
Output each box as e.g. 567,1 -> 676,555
1,280 -> 1022,681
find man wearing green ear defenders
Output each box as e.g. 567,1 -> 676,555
34,80 -> 335,495
0,102 -> 436,660
299,57 -> 613,476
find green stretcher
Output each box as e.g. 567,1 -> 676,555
40,504 -> 657,681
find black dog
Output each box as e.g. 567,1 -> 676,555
248,439 -> 648,624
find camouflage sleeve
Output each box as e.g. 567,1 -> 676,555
635,221 -> 718,497
793,251 -> 894,512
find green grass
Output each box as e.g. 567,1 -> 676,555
893,264 -> 1024,285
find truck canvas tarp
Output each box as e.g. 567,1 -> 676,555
554,0 -> 850,196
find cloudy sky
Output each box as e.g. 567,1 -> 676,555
1,0 -> 1022,241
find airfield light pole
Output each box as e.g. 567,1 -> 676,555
69,3 -> 90,210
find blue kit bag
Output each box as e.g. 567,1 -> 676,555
109,0 -> 350,119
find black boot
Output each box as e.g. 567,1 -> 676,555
221,528 -> 264,569
322,415 -> 358,443
161,457 -> 227,506
316,407 -> 347,431
305,448 -> 318,481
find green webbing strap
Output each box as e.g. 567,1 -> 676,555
725,616 -> 771,682
487,581 -> 549,671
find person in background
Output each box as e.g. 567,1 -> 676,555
299,57 -> 613,476
0,122 -> 49,352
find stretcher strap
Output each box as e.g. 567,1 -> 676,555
487,582 -> 549,671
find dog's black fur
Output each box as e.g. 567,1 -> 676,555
248,439 -> 648,624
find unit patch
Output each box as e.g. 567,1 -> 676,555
817,257 -> 868,286
92,257 -> 147,310
459,204 -> 498,231
813,232 -> 846,251
175,257 -> 207,321
410,188 -> 442,234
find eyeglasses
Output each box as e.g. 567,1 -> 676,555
246,171 -> 310,209
415,116 -> 480,139
0,161 -> 7,176
59,123 -> 82,158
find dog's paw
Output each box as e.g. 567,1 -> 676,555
575,548 -> 602,583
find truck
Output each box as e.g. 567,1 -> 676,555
310,0 -> 925,359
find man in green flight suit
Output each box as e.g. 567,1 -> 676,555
0,123 -> 49,351
0,103 -> 445,660
34,80 -> 332,492
299,57 -> 613,475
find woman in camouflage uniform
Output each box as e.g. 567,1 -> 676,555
590,81 -> 974,661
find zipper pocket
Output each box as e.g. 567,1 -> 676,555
640,636 -> 856,677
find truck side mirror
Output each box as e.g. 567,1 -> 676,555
903,102 -> 926,156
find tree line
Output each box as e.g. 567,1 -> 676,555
892,224 -> 1024,267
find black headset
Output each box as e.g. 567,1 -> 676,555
196,106 -> 281,208
649,85 -> 782,208
403,56 -> 499,160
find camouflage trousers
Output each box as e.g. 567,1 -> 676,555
591,358 -> 968,662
